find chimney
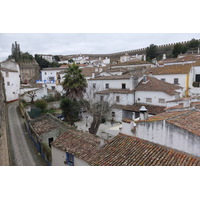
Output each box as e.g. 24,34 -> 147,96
99,68 -> 103,73
143,54 -> 146,61
163,54 -> 166,60
92,73 -> 95,78
139,106 -> 148,120
100,137 -> 105,147
130,76 -> 138,90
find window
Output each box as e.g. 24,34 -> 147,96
138,98 -> 140,101
146,98 -> 152,103
49,77 -> 55,82
116,96 -> 120,102
6,72 -> 9,77
51,86 -> 55,90
112,112 -> 115,117
66,152 -> 74,166
45,72 -> 47,75
105,83 -> 109,89
48,137 -> 53,148
161,78 -> 165,82
93,83 -> 96,89
122,83 -> 126,89
158,98 -> 165,103
7,82 -> 10,86
100,96 -> 104,101
174,78 -> 179,85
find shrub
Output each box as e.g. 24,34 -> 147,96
34,99 -> 47,112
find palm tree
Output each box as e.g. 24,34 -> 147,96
62,63 -> 87,100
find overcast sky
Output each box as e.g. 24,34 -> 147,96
0,33 -> 200,61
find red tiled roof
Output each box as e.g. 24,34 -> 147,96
0,67 -> 18,73
115,103 -> 166,115
167,111 -> 200,136
142,110 -> 190,122
146,64 -> 192,75
51,130 -> 101,163
135,76 -> 182,96
96,89 -> 134,94
89,74 -> 131,80
90,134 -> 200,166
30,119 -> 58,135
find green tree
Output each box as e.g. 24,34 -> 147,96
60,98 -> 81,125
172,43 -> 187,58
53,55 -> 60,62
146,44 -> 158,61
35,54 -> 50,69
35,99 -> 47,112
187,38 -> 200,49
62,63 -> 87,100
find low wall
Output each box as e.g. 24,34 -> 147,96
0,73 -> 9,165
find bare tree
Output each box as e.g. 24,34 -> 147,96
27,91 -> 37,104
82,85 -> 115,135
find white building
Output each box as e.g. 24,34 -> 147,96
0,60 -> 20,102
51,129 -> 101,166
41,55 -> 54,63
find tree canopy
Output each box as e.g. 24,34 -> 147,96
9,41 -> 33,62
62,63 -> 87,100
146,44 -> 158,61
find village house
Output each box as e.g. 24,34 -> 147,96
20,83 -> 48,103
89,133 -> 200,166
28,114 -> 70,165
146,60 -> 200,96
51,130 -> 200,166
0,60 -> 20,102
120,53 -> 145,63
121,108 -> 200,158
51,129 -> 101,166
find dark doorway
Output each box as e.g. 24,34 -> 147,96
48,137 -> 54,148
196,74 -> 200,82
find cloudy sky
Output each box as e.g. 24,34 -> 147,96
0,33 -> 200,61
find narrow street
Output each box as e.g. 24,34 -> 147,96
7,101 -> 47,166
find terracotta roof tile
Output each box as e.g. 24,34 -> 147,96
115,103 -> 166,115
146,64 -> 192,75
143,110 -> 190,122
89,74 -> 132,80
51,130 -> 101,163
167,111 -> 200,136
31,118 -> 58,135
90,134 -> 200,166
96,89 -> 134,94
135,76 -> 182,96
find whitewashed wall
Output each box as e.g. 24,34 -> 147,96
1,71 -> 20,102
136,120 -> 200,158
135,91 -> 176,106
51,146 -> 90,166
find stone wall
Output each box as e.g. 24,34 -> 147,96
0,73 -> 9,165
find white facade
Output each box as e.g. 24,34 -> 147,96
20,86 -> 48,102
51,146 -> 90,166
135,91 -> 181,106
42,55 -> 53,62
1,70 -> 20,102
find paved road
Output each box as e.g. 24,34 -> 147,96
7,101 -> 47,166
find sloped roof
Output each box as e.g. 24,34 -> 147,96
96,89 -> 134,94
0,67 -> 18,73
167,110 -> 200,136
135,76 -> 182,96
146,64 -> 192,75
51,130 -> 101,163
89,74 -> 132,80
115,103 -> 166,115
90,134 -> 200,166
141,110 -> 190,122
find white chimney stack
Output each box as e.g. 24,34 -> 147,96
139,106 -> 148,120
